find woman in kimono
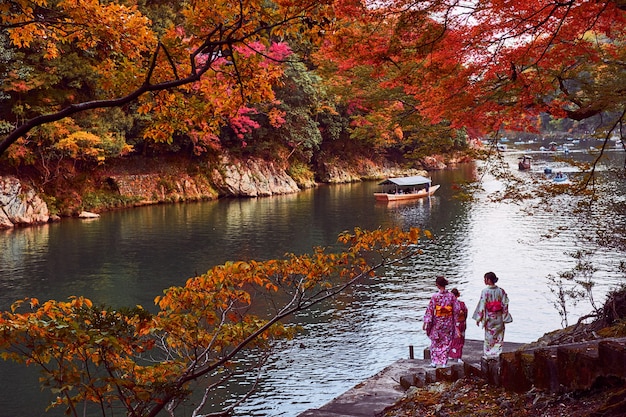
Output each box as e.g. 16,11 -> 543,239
422,276 -> 460,367
449,288 -> 468,362
472,271 -> 513,358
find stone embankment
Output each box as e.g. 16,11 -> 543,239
299,337 -> 626,417
500,336 -> 626,393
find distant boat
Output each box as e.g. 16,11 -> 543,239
518,155 -> 532,170
552,172 -> 569,184
374,175 -> 440,202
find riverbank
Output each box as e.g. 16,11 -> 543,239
298,339 -> 525,417
300,299 -> 626,417
0,152 -> 470,228
300,340 -> 626,417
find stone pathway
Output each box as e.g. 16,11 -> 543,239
298,339 -> 525,417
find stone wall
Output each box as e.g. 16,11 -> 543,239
107,173 -> 218,204
499,336 -> 626,393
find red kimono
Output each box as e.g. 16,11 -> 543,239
449,300 -> 467,360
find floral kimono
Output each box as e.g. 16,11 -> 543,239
449,299 -> 468,360
423,290 -> 460,366
472,285 -> 512,357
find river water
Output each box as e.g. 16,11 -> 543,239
1,146 -> 624,417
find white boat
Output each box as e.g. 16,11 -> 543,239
552,172 -> 570,184
374,175 -> 440,201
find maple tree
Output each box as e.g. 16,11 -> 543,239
2,1 -> 623,167
0,227 -> 428,417
316,0 -> 626,145
0,0 -> 340,161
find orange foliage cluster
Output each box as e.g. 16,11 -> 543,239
1,0 -> 623,161
0,0 -> 336,158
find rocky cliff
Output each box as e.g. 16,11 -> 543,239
0,176 -> 49,228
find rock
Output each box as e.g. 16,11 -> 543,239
421,156 -> 447,170
78,211 -> 100,219
210,155 -> 300,197
108,155 -> 299,201
0,176 -> 49,228
0,209 -> 12,228
316,157 -> 428,183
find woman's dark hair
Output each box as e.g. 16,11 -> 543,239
484,271 -> 499,284
436,275 -> 449,287
451,288 -> 460,297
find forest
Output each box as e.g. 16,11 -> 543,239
2,1 -> 623,179
0,1 -> 625,417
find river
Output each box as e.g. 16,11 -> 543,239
0,145 -> 624,416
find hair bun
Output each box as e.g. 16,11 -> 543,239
436,275 -> 448,287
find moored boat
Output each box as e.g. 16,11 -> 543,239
374,175 -> 440,201
518,155 -> 532,170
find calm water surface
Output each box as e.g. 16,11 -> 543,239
1,148 -> 624,416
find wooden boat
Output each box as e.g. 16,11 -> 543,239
374,175 -> 440,201
518,155 -> 532,170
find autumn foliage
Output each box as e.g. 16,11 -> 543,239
317,0 -> 626,142
0,0 -> 337,159
2,1 -> 623,168
0,1 -> 624,415
0,227 -> 428,417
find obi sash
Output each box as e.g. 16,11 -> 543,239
486,300 -> 503,313
435,304 -> 453,317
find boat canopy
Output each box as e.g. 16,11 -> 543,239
378,175 -> 431,187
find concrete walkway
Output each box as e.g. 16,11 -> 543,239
298,339 -> 525,417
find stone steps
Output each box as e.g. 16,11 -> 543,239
402,337 -> 626,395
298,339 -> 516,417
298,338 -> 626,417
